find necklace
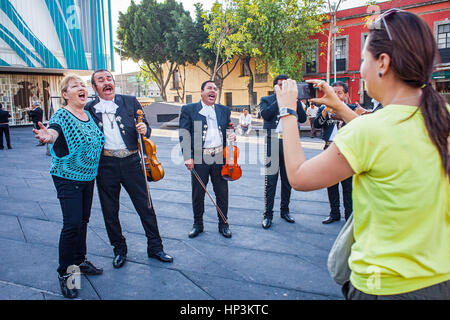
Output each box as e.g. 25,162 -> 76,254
66,106 -> 86,120
105,113 -> 115,129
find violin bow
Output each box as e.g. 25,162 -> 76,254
136,110 -> 153,209
191,168 -> 228,225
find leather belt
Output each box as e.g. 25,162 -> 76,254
103,149 -> 138,158
203,146 -> 223,156
325,141 -> 333,146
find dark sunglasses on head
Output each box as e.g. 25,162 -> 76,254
371,8 -> 406,41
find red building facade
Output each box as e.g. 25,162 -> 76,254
303,0 -> 450,107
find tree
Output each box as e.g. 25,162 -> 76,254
200,1 -> 252,103
117,0 -> 197,101
231,0 -> 326,108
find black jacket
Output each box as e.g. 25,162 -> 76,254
314,104 -> 358,142
178,101 -> 231,161
259,94 -> 307,131
0,109 -> 11,124
28,107 -> 43,123
85,94 -> 151,151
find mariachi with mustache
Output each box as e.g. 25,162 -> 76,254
85,69 -> 173,268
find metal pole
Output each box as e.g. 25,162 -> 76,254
333,14 -> 337,83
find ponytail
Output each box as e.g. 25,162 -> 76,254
419,85 -> 450,176
367,11 -> 450,177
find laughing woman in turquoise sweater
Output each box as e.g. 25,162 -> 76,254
34,75 -> 105,299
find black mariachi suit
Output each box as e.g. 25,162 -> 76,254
259,94 -> 307,219
314,105 -> 353,220
85,94 -> 164,256
179,101 -> 231,228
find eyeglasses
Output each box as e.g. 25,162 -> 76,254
372,8 -> 406,41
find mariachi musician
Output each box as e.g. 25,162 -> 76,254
179,80 -> 236,239
85,69 -> 173,268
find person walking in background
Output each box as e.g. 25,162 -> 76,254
274,10 -> 449,299
28,102 -> 44,146
259,74 -> 307,229
0,103 -> 12,150
33,75 -> 105,299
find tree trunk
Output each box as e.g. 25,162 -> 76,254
242,56 -> 255,110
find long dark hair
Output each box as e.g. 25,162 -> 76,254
368,10 -> 450,176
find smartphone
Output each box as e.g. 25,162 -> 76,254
297,82 -> 315,100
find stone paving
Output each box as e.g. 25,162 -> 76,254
0,126 -> 346,300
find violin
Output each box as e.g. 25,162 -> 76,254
221,122 -> 242,181
136,110 -> 164,182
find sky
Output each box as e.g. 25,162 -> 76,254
109,0 -> 386,74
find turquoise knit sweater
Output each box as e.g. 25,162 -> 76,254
49,108 -> 105,181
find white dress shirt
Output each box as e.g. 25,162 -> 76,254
307,106 -> 318,118
199,101 -> 222,148
239,113 -> 252,126
95,98 -> 127,150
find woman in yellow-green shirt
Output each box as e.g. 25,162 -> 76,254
274,10 -> 449,299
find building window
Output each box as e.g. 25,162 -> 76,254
335,38 -> 347,72
255,63 -> 268,83
241,60 -> 251,77
305,42 -> 318,74
186,95 -> 192,104
225,92 -> 232,107
437,23 -> 450,63
361,33 -> 369,59
172,69 -> 180,90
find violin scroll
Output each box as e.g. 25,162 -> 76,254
136,110 -> 164,182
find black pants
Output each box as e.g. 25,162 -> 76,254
191,160 -> 229,228
52,176 -> 95,276
0,124 -> 11,149
264,138 -> 291,218
96,153 -> 163,256
324,143 -> 353,220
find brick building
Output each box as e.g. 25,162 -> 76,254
303,0 -> 450,107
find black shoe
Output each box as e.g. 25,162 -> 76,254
262,217 -> 272,229
188,226 -> 203,238
322,216 -> 340,224
7,146 -> 12,149
58,273 -> 79,299
281,212 -> 295,223
148,251 -> 174,263
112,254 -> 126,269
218,226 -> 232,238
79,260 -> 103,275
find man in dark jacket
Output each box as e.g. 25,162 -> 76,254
314,81 -> 355,224
259,75 -> 307,229
85,69 -> 173,268
28,102 -> 44,145
0,103 -> 12,150
179,80 -> 235,239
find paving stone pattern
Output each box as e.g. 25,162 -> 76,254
0,127 -> 347,300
